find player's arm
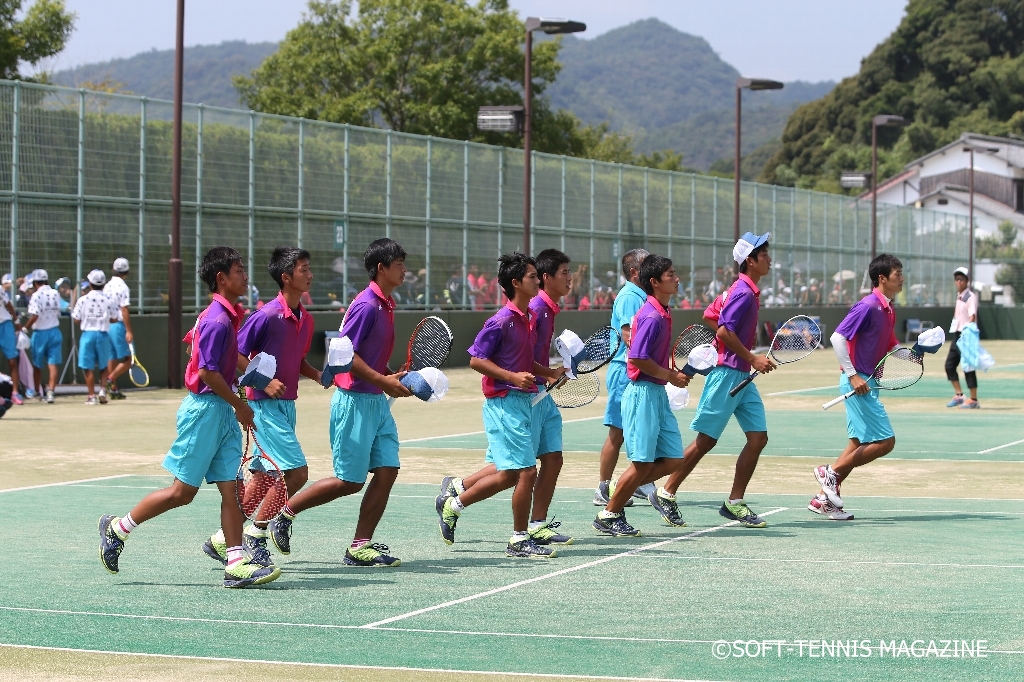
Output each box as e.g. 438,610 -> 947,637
718,325 -> 775,373
830,331 -> 868,395
629,357 -> 690,388
619,324 -> 631,347
533,361 -> 564,382
199,367 -> 254,430
350,352 -> 412,398
470,356 -> 534,390
4,301 -> 18,330
121,305 -> 133,343
23,313 -> 38,332
299,359 -> 322,384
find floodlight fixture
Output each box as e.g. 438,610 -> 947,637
870,114 -> 907,258
840,172 -> 871,189
477,106 -> 524,134
734,77 -> 784,245
525,17 -> 587,34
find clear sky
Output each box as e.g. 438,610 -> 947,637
45,0 -> 907,83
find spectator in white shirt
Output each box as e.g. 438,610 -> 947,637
72,270 -> 118,405
0,276 -> 22,404
23,269 -> 63,403
945,266 -> 980,409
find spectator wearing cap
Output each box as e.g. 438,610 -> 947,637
0,273 -> 23,404
23,269 -> 63,403
74,270 -> 118,405
54,278 -> 73,315
104,257 -> 134,399
945,266 -> 980,409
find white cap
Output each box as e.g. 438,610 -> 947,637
733,232 -> 771,264
954,266 -> 969,279
417,367 -> 450,402
87,269 -> 106,286
1,273 -> 10,285
32,269 -> 48,283
112,257 -> 130,273
665,385 -> 690,411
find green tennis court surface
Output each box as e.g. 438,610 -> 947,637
3,476 -> 1024,681
407,410 -> 1024,460
791,375 -> 1022,400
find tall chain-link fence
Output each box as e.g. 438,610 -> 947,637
0,80 -> 972,313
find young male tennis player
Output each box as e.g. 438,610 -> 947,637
656,233 -> 776,529
436,252 -> 563,558
98,247 -> 280,588
268,238 -> 411,567
440,249 -> 574,547
71,269 -> 117,405
203,247 -> 320,567
594,254 -> 690,537
594,248 -> 650,506
810,254 -> 903,521
104,257 -> 134,399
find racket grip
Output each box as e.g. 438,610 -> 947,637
387,396 -> 396,407
531,390 -> 549,407
728,372 -> 757,397
822,391 -> 855,411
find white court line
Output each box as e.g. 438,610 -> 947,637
620,555 -> 1024,569
978,439 -> 1024,454
360,507 -> 788,628
765,384 -> 837,396
400,416 -> 601,444
0,644 -> 715,682
0,474 -> 132,494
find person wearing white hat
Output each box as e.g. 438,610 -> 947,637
945,266 -> 980,409
73,270 -> 118,405
104,257 -> 134,399
0,273 -> 23,404
23,269 -> 63,403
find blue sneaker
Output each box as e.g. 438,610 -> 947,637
344,543 -> 402,567
959,399 -> 980,409
648,488 -> 686,527
98,515 -> 125,574
244,532 -> 275,568
593,511 -> 641,537
268,512 -> 293,555
436,495 -> 459,545
719,500 -> 768,528
947,394 -> 965,408
506,537 -> 556,558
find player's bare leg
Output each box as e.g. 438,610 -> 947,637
599,426 -> 623,481
832,437 -> 895,479
730,431 -> 767,501
353,466 -> 398,540
531,451 -> 562,521
662,433 -> 718,495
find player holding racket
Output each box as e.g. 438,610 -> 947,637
436,253 -> 564,558
98,247 -> 280,588
810,254 -> 904,521
202,247 -> 320,568
658,233 -> 776,529
594,254 -> 690,537
268,239 -> 411,567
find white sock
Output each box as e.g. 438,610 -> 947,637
450,496 -> 464,513
116,513 -> 137,538
658,487 -> 676,501
598,509 -> 619,519
226,546 -> 244,566
246,525 -> 268,538
213,528 -> 225,543
728,498 -> 744,505
528,519 -> 546,530
454,478 -> 466,495
510,530 -> 528,544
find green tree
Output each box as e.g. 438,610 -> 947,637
977,220 -> 1024,297
0,0 -> 75,80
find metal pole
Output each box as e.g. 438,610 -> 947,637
76,89 -> 84,287
248,111 -> 255,307
968,148 -> 974,277
138,98 -> 146,313
297,118 -> 304,248
168,0 -> 184,389
589,160 -> 595,304
195,104 -> 203,309
8,81 -> 17,286
689,174 -> 696,305
667,173 -> 673,260
523,28 -> 533,254
497,147 -> 504,258
712,176 -> 718,282
343,125 -> 349,306
385,129 -> 392,238
530,149 -> 536,253
734,85 -> 741,243
643,167 -> 649,250
462,141 -> 468,308
617,164 -> 623,246
871,121 -> 878,259
560,156 -> 566,253
426,138 -> 432,309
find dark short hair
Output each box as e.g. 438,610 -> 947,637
535,248 -> 570,286
364,238 -> 407,280
199,246 -> 243,292
639,254 -> 673,295
497,252 -> 536,300
869,254 -> 903,287
739,242 -> 769,274
269,246 -> 311,289
622,248 -> 649,279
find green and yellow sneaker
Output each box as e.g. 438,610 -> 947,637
224,557 -> 281,588
201,532 -> 228,565
436,495 -> 459,545
528,518 -> 574,545
344,542 -> 401,567
719,500 -> 767,528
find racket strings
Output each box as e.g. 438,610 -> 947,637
673,325 -> 715,367
549,373 -> 600,408
409,319 -> 453,370
237,430 -> 288,521
577,327 -> 617,373
873,348 -> 923,389
768,318 -> 821,364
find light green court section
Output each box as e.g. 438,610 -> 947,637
792,375 -> 1022,400
406,411 -> 1024,460
3,476 -> 1024,681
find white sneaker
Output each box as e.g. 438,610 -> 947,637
97,389 -> 108,404
813,465 -> 843,507
84,395 -> 98,405
808,493 -> 853,520
45,390 -> 55,404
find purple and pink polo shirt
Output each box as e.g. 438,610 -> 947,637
626,295 -> 673,385
529,289 -> 560,367
468,301 -> 537,398
334,281 -> 396,394
238,291 -> 314,401
184,294 -> 244,395
835,289 -> 898,375
717,273 -> 761,373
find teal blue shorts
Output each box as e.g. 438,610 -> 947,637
31,327 -> 62,367
162,393 -> 243,487
78,330 -> 111,371
0,320 -> 16,360
690,366 -> 767,440
483,391 -> 534,471
531,393 -> 563,457
330,389 -> 400,484
840,372 -> 895,444
108,321 -> 130,360
622,380 -> 683,463
603,362 -> 629,430
251,398 -> 307,471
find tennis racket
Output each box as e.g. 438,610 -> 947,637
671,324 -> 716,374
235,426 -> 288,521
546,372 -> 601,408
389,316 -> 453,405
729,315 -> 821,397
532,325 -> 619,406
128,342 -> 149,388
822,347 -> 924,410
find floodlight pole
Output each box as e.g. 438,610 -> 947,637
168,0 -> 184,389
734,78 -> 783,245
870,114 -> 905,259
962,145 -> 1000,279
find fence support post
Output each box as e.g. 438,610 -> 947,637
298,118 -> 304,248
462,141 -> 469,308
560,155 -> 566,253
195,104 -> 203,310
138,97 -> 146,313
386,129 -> 392,238
667,172 -> 673,261
248,111 -> 256,307
689,175 -> 696,305
497,147 -> 504,258
343,125 -> 350,306
589,160 -> 595,304
425,137 -> 432,310
8,81 -> 17,288
76,89 -> 85,286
